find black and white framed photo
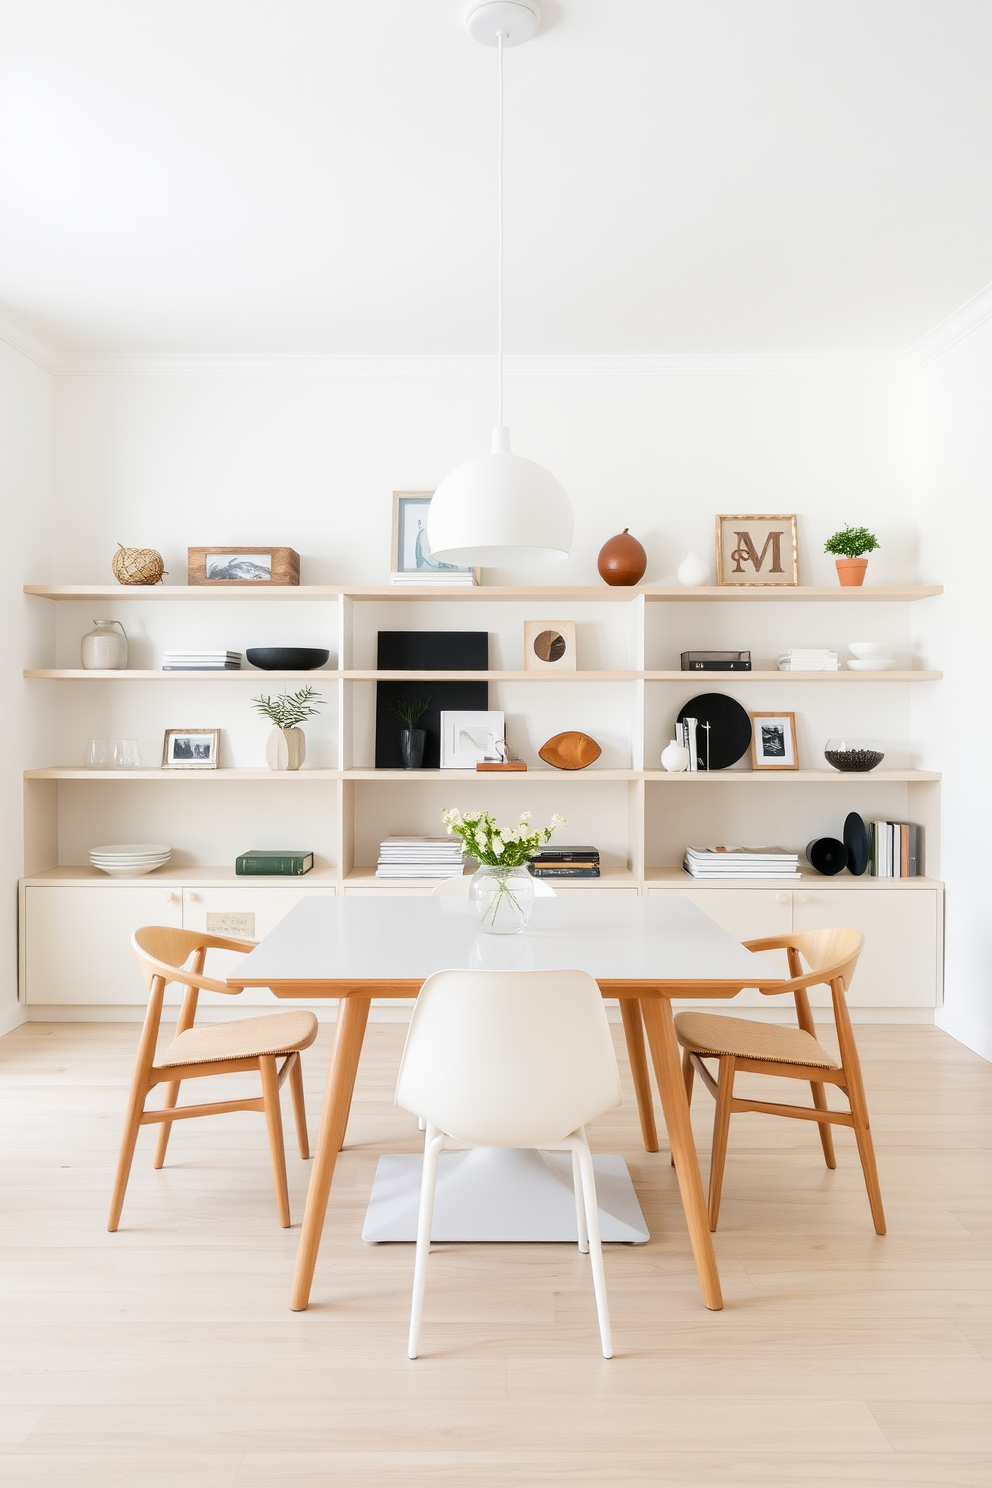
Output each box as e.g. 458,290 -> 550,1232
162,727 -> 220,769
749,712 -> 798,770
439,711 -> 505,769
390,492 -> 480,581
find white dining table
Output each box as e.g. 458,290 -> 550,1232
229,894 -> 784,1312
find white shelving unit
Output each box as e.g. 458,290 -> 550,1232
19,582 -> 944,1014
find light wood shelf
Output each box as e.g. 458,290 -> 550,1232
23,667 -> 942,683
23,669 -> 342,680
643,865 -> 942,889
26,766 -> 941,784
24,767 -> 343,781
25,582 -> 943,604
22,864 -> 339,885
342,865 -> 640,890
642,769 -> 941,783
645,670 -> 940,682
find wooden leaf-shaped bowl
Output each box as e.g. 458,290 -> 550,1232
538,731 -> 602,771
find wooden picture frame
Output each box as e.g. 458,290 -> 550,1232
391,492 -> 480,581
187,547 -> 300,586
162,728 -> 220,769
523,620 -> 577,672
716,515 -> 798,586
749,712 -> 799,770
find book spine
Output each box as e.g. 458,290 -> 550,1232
236,856 -> 313,875
900,823 -> 909,878
530,867 -> 601,877
908,823 -> 921,877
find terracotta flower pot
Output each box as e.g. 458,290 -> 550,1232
835,558 -> 868,587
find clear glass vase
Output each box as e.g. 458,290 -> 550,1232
469,863 -> 535,935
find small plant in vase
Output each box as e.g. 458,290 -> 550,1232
252,686 -> 325,771
824,525 -> 879,587
442,807 -> 565,933
389,696 -> 431,770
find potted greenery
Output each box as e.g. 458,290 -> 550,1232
442,807 -> 564,933
823,525 -> 880,587
252,686 -> 325,770
389,696 -> 431,769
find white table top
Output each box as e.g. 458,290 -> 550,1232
232,894 -> 782,989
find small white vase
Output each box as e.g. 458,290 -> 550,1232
661,739 -> 690,773
266,726 -> 306,771
677,553 -> 711,587
81,619 -> 128,669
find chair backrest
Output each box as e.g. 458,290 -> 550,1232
430,875 -> 556,897
743,928 -> 863,997
132,926 -> 256,995
395,968 -> 621,1147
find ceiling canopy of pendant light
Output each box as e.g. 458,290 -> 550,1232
428,1 -> 572,568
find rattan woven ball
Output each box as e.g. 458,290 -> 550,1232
111,544 -> 166,586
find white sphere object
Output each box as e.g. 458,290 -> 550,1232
428,427 -> 572,566
465,0 -> 541,46
677,552 -> 712,587
661,739 -> 690,773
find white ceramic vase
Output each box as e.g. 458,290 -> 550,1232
80,619 -> 128,669
677,553 -> 711,587
266,726 -> 306,771
661,738 -> 690,773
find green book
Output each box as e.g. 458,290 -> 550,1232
236,850 -> 314,876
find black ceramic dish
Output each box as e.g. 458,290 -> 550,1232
806,837 -> 848,876
246,648 -> 330,671
676,693 -> 752,770
844,812 -> 870,875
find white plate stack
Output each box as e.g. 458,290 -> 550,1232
847,642 -> 897,671
89,843 -> 172,877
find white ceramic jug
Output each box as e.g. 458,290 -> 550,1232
677,553 -> 711,587
661,738 -> 690,772
81,620 -> 128,670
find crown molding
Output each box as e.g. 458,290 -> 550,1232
0,309 -> 61,373
906,281 -> 992,370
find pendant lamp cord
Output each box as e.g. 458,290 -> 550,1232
497,29 -> 505,430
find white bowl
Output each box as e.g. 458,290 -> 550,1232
848,642 -> 895,660
89,843 -> 171,857
92,862 -> 170,877
846,659 -> 897,671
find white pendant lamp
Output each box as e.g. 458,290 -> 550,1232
427,1 -> 573,567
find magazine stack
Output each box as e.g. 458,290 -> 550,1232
375,836 -> 465,879
684,846 -> 801,879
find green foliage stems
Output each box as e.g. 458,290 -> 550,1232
251,686 -> 325,730
389,696 -> 431,728
823,525 -> 880,558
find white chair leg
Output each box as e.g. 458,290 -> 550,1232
418,1116 -> 426,1130
571,1149 -> 589,1253
574,1138 -> 613,1359
408,1126 -> 444,1359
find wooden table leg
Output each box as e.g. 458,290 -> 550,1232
640,996 -> 723,1311
290,996 -> 371,1311
619,997 -> 659,1152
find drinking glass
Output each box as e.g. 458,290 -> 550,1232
112,738 -> 141,769
84,739 -> 109,769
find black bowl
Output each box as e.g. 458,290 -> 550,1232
246,647 -> 330,671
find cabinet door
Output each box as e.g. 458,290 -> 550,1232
792,888 -> 939,1008
22,885 -> 183,1005
182,884 -> 337,1005
646,887 -> 793,1005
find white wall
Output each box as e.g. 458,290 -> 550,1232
0,341 -> 55,1032
913,324 -> 992,1059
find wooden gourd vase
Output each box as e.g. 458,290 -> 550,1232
266,726 -> 306,771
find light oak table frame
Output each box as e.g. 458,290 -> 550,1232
228,896 -> 786,1313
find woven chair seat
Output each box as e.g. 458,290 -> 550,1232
158,1011 -> 319,1068
674,1011 -> 838,1069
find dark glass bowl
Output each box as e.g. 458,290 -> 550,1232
246,647 -> 330,671
823,738 -> 885,773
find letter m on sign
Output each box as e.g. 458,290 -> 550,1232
730,529 -> 784,574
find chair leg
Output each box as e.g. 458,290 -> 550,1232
572,1150 -> 589,1253
851,1114 -> 886,1236
574,1138 -> 612,1359
408,1128 -> 444,1359
107,1079 -> 148,1233
810,1081 -> 837,1169
672,1047 -> 696,1166
153,1080 -> 181,1169
259,1055 -> 291,1228
287,1054 -> 310,1159
707,1055 -> 735,1232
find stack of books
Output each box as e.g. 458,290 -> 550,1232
529,845 -> 601,879
375,836 -> 465,878
162,650 -> 242,671
869,821 -> 923,877
778,649 -> 839,671
388,571 -> 476,588
684,846 -> 801,879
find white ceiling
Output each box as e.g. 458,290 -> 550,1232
1,0 -> 989,355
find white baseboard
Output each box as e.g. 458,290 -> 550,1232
0,1002 -> 27,1037
934,1007 -> 992,1062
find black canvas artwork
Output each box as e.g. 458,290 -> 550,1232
375,632 -> 489,768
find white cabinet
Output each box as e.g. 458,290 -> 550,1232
793,887 -> 940,1008
22,885 -> 183,1005
180,884 -> 336,1005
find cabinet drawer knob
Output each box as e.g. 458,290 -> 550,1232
776,892 -> 789,905
187,891 -> 200,903
163,891 -> 177,903
798,892 -> 811,905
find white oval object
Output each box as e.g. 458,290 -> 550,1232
848,642 -> 896,660
677,553 -> 711,587
660,739 -> 690,772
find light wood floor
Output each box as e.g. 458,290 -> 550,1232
1,1018 -> 990,1487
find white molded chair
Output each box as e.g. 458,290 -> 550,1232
430,874 -> 556,897
395,968 -> 621,1359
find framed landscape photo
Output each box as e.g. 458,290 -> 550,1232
391,492 -> 480,581
187,547 -> 300,586
439,710 -> 505,769
162,728 -> 220,769
716,515 -> 798,586
749,712 -> 798,770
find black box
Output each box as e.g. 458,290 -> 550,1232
375,632 -> 488,768
680,651 -> 752,671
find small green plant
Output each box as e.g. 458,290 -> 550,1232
389,696 -> 431,728
251,686 -> 325,730
823,525 -> 880,559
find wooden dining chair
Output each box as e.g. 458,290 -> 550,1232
673,927 -> 885,1236
108,926 -> 318,1233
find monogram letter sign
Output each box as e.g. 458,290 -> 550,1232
716,514 -> 798,587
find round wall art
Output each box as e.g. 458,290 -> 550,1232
676,694 -> 752,770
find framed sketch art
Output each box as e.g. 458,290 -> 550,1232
749,712 -> 798,770
391,492 -> 480,581
439,711 -> 505,769
716,515 -> 798,586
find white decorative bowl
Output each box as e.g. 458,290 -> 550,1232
847,659 -> 897,671
848,642 -> 896,660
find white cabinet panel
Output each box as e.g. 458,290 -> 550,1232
181,885 -> 336,1004
23,886 -> 183,1005
646,887 -> 792,1005
792,888 -> 939,1007
553,886 -> 640,897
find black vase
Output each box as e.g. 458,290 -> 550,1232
399,728 -> 426,769
805,837 -> 848,876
